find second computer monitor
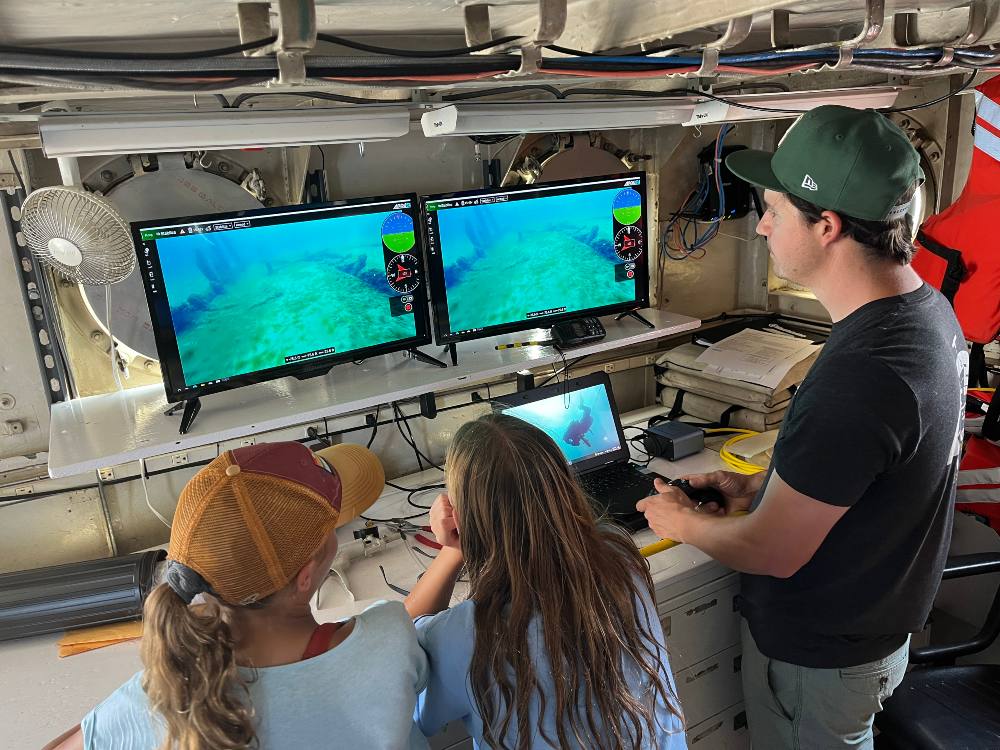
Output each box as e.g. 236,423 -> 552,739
423,172 -> 650,344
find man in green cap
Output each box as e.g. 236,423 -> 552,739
637,106 -> 966,749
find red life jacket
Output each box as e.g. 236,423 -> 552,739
956,433 -> 1000,531
911,76 -> 1000,345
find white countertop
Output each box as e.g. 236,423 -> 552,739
47,308 -> 700,478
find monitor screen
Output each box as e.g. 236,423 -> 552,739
133,195 -> 430,402
423,172 -> 649,344
498,378 -> 624,467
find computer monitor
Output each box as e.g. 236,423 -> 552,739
133,194 -> 431,403
494,372 -> 629,472
422,172 -> 650,344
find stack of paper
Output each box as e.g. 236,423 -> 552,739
695,329 -> 822,392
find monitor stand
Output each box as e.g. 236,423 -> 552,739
164,398 -> 202,435
615,310 -> 655,329
443,343 -> 458,367
407,348 -> 448,369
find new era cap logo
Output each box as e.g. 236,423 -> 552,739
801,174 -> 819,191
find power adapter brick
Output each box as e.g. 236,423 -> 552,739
643,421 -> 704,461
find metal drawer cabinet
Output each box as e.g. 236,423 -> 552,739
658,573 -> 741,672
686,702 -> 750,750
674,644 -> 743,728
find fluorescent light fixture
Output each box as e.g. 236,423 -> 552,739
685,86 -> 903,126
421,87 -> 904,137
38,107 -> 411,157
421,100 -> 697,137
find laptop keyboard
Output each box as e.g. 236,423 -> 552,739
579,463 -> 655,497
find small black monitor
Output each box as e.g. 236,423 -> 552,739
422,172 -> 649,344
133,194 -> 430,403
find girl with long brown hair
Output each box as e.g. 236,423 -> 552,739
405,414 -> 685,749
50,441 -> 430,750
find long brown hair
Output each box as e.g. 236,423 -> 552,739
141,584 -> 256,750
447,413 -> 682,749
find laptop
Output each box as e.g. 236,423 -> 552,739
493,371 -> 658,531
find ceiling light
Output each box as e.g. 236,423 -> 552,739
420,100 -> 697,137
420,87 -> 905,137
38,107 -> 412,157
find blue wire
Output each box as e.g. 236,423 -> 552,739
956,49 -> 999,58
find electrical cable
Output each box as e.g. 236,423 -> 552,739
407,484 -> 445,511
393,401 -> 424,471
230,89 -> 407,107
7,152 -> 25,194
104,285 -> 125,394
316,33 -> 522,58
709,430 -> 768,474
661,124 -> 733,263
537,354 -> 591,388
0,37 -> 278,60
443,84 -> 568,101
366,404 -> 381,448
392,401 -> 445,472
362,509 -> 428,522
139,459 -> 172,529
468,134 -> 519,145
379,565 -> 410,596
881,69 -> 979,113
545,42 -> 686,57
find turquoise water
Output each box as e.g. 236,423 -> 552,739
156,211 -> 415,386
435,187 -> 638,333
500,383 -> 622,465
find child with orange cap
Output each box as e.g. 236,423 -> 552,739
49,440 -> 429,750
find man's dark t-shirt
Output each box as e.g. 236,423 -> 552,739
741,284 -> 966,668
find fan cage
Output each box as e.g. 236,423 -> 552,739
20,187 -> 136,286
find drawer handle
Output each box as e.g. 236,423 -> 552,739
685,662 -> 720,684
686,598 -> 718,617
690,719 -> 724,743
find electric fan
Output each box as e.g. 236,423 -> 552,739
19,186 -> 137,391
19,186 -> 135,285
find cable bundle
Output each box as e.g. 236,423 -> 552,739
706,428 -> 768,474
660,124 -> 735,264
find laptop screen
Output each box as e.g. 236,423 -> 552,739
499,381 -> 623,466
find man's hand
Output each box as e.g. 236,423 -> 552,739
678,470 -> 764,515
429,493 -> 461,551
636,482 -> 702,543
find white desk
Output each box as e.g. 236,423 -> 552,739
47,308 -> 699,478
4,446 -> 745,750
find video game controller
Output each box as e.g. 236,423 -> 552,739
667,479 -> 725,507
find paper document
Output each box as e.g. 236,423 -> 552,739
695,329 -> 821,390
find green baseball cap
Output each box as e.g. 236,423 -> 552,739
726,105 -> 922,222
